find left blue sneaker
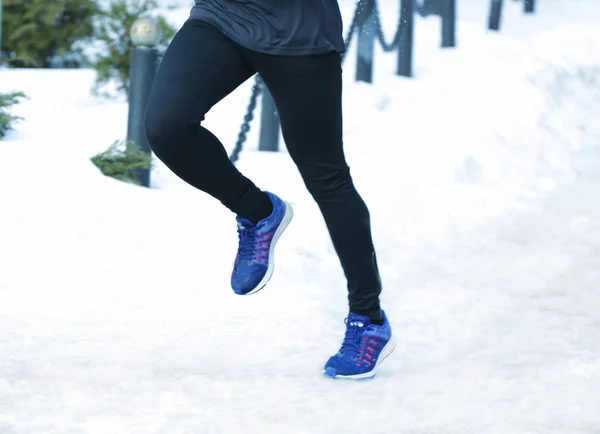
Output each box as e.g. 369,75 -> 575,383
231,191 -> 293,295
323,311 -> 395,379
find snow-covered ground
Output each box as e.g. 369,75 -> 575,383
1,0 -> 600,432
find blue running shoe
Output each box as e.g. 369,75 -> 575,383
231,191 -> 293,295
323,311 -> 395,379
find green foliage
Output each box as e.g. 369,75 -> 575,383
91,139 -> 153,185
0,91 -> 27,139
91,0 -> 176,98
1,0 -> 98,68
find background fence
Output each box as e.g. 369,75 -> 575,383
125,0 -> 537,186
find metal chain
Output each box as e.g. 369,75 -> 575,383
373,0 -> 402,52
229,74 -> 264,163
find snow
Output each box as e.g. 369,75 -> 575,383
1,0 -> 600,432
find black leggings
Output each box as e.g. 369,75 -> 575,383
144,19 -> 382,319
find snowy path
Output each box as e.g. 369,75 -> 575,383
388,151 -> 600,433
1,135 -> 599,434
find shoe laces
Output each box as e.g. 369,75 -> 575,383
236,222 -> 258,261
340,317 -> 368,356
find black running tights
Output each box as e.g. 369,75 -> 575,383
144,19 -> 382,320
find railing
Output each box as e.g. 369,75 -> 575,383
125,0 -> 539,185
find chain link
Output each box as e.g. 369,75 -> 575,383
373,0 -> 402,52
229,75 -> 264,163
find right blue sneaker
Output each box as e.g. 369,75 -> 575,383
231,191 -> 293,295
323,310 -> 395,379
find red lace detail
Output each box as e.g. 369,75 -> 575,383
356,335 -> 380,368
254,233 -> 273,263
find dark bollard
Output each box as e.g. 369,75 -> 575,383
127,47 -> 157,187
441,0 -> 456,48
355,0 -> 376,83
126,17 -> 161,188
397,0 -> 414,78
417,0 -> 440,17
488,0 -> 504,31
258,84 -> 280,152
524,0 -> 535,13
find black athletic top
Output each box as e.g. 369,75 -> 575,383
189,0 -> 346,55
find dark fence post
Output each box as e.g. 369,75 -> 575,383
258,84 -> 280,152
127,18 -> 161,188
524,0 -> 535,13
488,0 -> 503,31
416,0 -> 440,17
397,0 -> 414,77
355,0 -> 376,83
440,0 -> 456,47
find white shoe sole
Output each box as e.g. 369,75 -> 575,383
242,200 -> 294,296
